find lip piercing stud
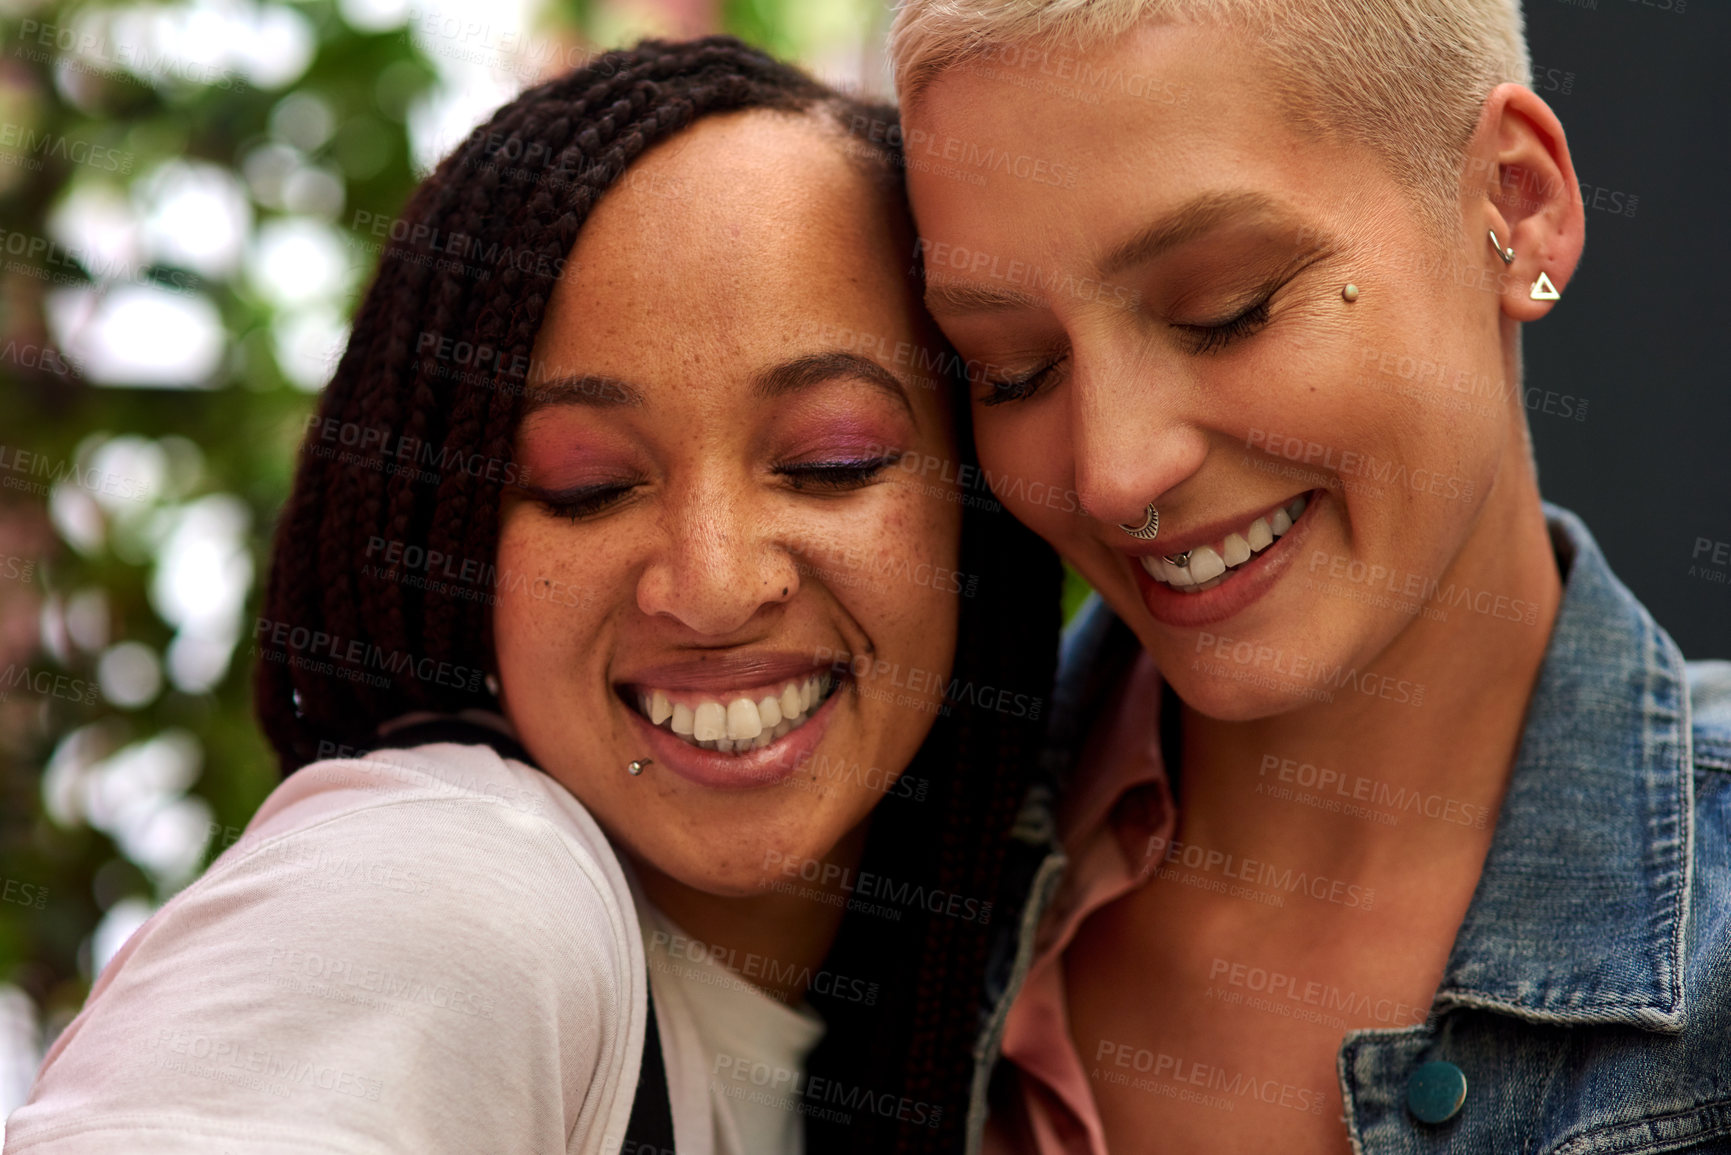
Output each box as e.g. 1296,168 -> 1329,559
1119,502 -> 1159,541
627,758 -> 652,777
1163,550 -> 1191,567
1488,228 -> 1515,265
1341,283 -> 1359,302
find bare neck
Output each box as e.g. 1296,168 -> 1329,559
630,822 -> 866,1005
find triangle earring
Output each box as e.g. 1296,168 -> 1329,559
1530,271 -> 1561,301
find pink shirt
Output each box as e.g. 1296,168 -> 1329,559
984,650 -> 1177,1155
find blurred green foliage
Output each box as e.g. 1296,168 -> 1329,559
0,0 -> 446,1049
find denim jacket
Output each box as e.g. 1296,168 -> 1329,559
964,505 -> 1731,1153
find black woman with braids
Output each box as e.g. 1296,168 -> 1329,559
4,38 -> 1059,1155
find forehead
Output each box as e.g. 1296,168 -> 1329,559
902,22 -> 1363,269
533,109 -> 917,375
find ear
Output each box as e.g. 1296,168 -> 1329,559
1460,83 -> 1586,322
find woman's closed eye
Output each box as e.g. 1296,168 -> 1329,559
980,354 -> 1070,407
1175,293 -> 1274,355
775,452 -> 907,491
525,480 -> 643,522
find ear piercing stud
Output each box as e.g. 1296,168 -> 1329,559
1488,228 -> 1515,264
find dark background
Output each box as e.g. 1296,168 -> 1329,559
1521,0 -> 1730,659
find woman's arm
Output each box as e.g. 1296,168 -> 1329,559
4,750 -> 642,1154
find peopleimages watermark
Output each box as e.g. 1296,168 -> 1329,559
0,663 -> 99,706
647,929 -> 879,1005
0,338 -> 83,379
1190,631 -> 1426,709
1303,550 -> 1542,628
789,535 -> 979,600
712,1053 -> 943,1128
309,740 -> 546,816
762,850 -> 993,924
347,209 -> 572,284
149,1029 -> 382,1101
848,114 -> 1079,190
1142,834 -> 1375,912
784,749 -> 930,803
1690,537 -> 1731,590
12,19 -> 250,90
1255,754 -> 1491,829
252,616 -> 486,694
1,877 -> 48,910
0,121 -> 134,173
303,415 -> 527,488
264,945 -> 497,1019
813,646 -> 1044,721
362,536 -> 586,610
206,823 -> 432,896
1092,1038 -> 1327,1115
915,237 -> 1140,312
1356,344 -> 1590,423
1203,956 -> 1428,1031
0,443 -> 148,502
1244,429 -> 1474,504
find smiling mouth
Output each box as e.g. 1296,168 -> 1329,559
624,672 -> 838,754
1139,494 -> 1310,593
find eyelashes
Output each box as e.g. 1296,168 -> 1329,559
775,453 -> 907,491
1176,294 -> 1274,355
522,453 -> 907,523
977,283 -> 1285,406
524,481 -> 643,522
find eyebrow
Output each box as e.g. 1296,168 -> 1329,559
521,373 -> 645,415
751,351 -> 916,419
1098,190 -> 1291,278
922,190 -> 1305,317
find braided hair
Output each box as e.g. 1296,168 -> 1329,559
254,35 -> 1060,1153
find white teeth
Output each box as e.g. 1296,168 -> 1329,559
633,675 -> 834,754
1187,546 -> 1226,583
671,703 -> 695,736
1143,496 -> 1312,593
726,698 -> 763,741
693,702 -> 726,742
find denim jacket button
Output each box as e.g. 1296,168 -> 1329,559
1406,1061 -> 1468,1124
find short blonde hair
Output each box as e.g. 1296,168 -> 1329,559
889,0 -> 1530,241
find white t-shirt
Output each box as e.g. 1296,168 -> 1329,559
3,736 -> 822,1155
638,906 -> 825,1155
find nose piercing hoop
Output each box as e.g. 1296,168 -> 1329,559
1119,502 -> 1160,541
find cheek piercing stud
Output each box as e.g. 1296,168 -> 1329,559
1341,283 -> 1360,302
627,758 -> 652,777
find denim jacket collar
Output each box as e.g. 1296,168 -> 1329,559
1434,503 -> 1692,1032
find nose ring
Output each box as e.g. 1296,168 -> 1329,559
1118,502 -> 1159,541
